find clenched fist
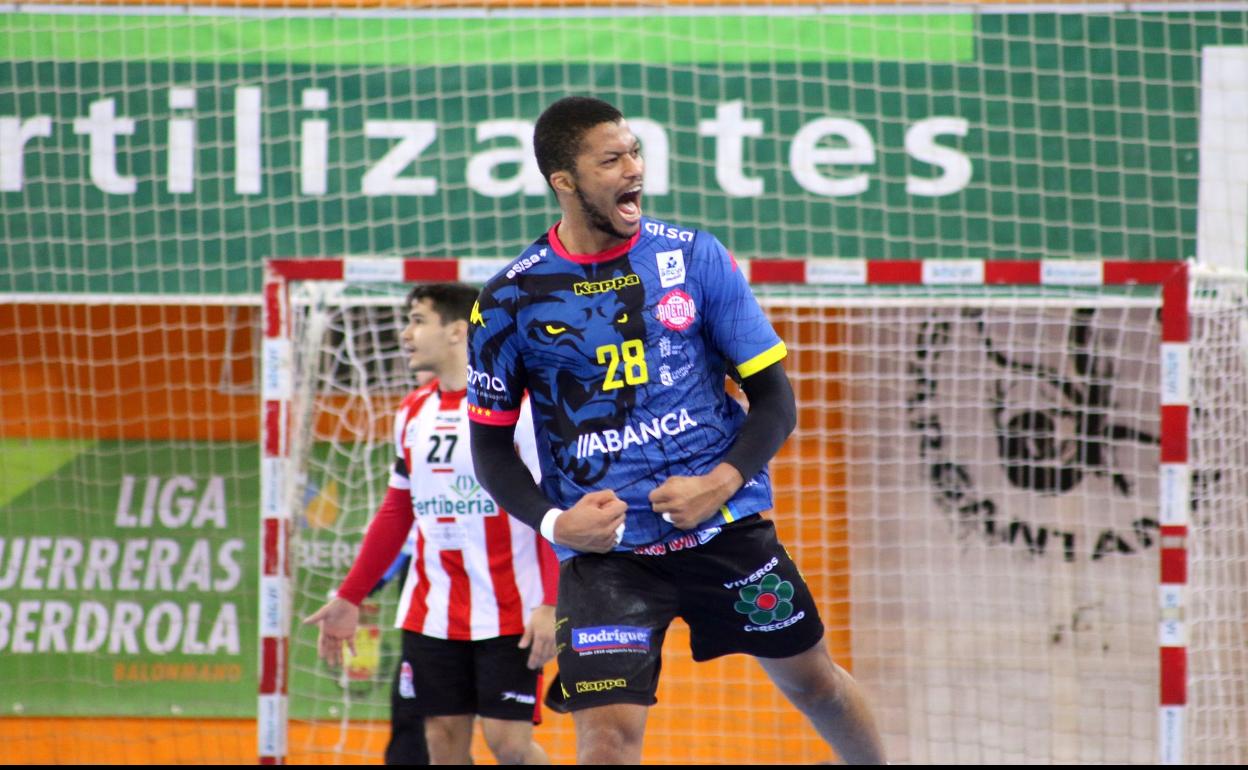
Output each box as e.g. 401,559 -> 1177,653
553,489 -> 628,552
649,463 -> 744,530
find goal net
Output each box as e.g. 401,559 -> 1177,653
4,0 -> 1247,763
267,259 -> 1248,764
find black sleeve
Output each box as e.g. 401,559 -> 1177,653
470,421 -> 554,531
720,361 -> 798,483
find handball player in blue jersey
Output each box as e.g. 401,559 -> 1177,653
467,96 -> 886,764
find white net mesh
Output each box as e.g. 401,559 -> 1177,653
280,274 -> 1248,764
839,299 -> 1162,764
286,286 -> 415,763
1185,274 -> 1248,765
5,1 -> 1246,761
3,7 -> 1246,297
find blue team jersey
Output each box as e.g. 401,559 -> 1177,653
467,217 -> 787,560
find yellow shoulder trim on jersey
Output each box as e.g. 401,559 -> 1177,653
736,341 -> 788,379
720,505 -> 735,523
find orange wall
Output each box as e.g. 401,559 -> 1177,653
0,303 -> 259,442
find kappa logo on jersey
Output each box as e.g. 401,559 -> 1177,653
574,274 -> 641,295
655,289 -> 696,331
575,409 -> 699,459
571,625 -> 652,655
655,249 -> 686,288
506,250 -> 544,280
644,221 -> 695,243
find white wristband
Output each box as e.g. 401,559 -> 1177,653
539,507 -> 564,543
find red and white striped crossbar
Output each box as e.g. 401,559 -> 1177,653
260,257 -> 1191,765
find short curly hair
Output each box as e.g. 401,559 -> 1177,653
533,96 -> 624,187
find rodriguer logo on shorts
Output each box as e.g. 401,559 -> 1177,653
570,625 -> 651,655
734,573 -> 795,625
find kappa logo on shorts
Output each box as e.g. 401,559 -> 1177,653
570,625 -> 651,655
734,573 -> 805,632
575,678 -> 627,694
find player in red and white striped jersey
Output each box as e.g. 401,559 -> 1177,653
386,381 -> 550,641
305,283 -> 558,765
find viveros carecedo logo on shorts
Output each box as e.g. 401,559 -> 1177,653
734,573 -> 806,633
571,625 -> 652,655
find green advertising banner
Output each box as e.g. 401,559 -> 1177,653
0,440 -> 258,717
0,438 -> 406,719
2,11 -> 1245,294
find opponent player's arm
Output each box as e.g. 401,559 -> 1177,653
302,480 -> 414,665
649,360 -> 796,529
536,535 -> 559,605
336,484 -> 415,604
517,537 -> 559,669
471,421 -> 626,553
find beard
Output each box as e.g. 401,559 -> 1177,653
574,184 -> 633,242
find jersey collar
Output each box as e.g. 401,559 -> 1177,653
547,222 -> 639,265
424,377 -> 467,401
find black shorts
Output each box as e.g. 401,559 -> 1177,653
391,630 -> 543,722
548,516 -> 825,712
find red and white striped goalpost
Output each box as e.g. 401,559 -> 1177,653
259,270 -> 293,764
259,257 -> 1190,764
